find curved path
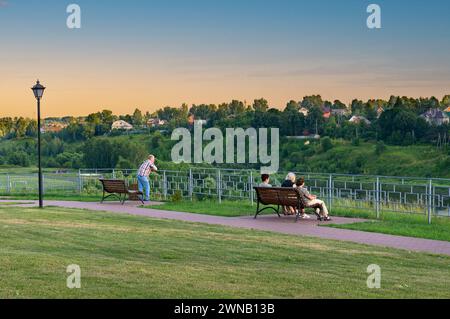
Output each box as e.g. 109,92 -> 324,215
2,200 -> 450,256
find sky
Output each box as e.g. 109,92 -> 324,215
1,0 -> 450,118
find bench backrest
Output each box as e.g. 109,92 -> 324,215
99,179 -> 128,194
254,187 -> 304,207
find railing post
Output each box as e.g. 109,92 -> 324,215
375,177 -> 380,219
78,170 -> 83,193
6,174 -> 10,194
189,168 -> 193,201
112,169 -> 116,179
328,174 -> 333,211
217,169 -> 222,204
163,171 -> 168,201
428,179 -> 433,224
250,171 -> 254,206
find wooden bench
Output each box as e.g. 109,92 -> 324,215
253,187 -> 320,222
99,179 -> 144,205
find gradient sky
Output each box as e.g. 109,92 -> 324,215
1,0 -> 450,118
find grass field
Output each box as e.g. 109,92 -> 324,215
147,200 -> 258,217
150,200 -> 450,242
0,205 -> 449,299
1,193 -> 103,202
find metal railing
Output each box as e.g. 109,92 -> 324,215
1,168 -> 449,223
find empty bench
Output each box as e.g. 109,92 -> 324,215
99,179 -> 144,205
253,187 -> 319,222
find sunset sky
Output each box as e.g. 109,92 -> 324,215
1,0 -> 450,118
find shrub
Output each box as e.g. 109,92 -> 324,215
321,137 -> 333,152
171,190 -> 183,202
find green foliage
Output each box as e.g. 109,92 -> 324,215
351,137 -> 360,146
321,137 -> 333,152
375,141 -> 386,156
171,190 -> 183,202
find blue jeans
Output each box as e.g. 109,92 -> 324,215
137,175 -> 150,201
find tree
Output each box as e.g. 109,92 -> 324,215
252,98 -> 269,113
83,138 -> 118,168
321,137 -> 333,152
332,100 -> 347,109
189,104 -> 217,120
14,117 -> 29,138
306,106 -> 324,133
25,120 -> 37,137
441,95 -> 450,108
228,100 -> 246,116
282,101 -> 304,136
351,99 -> 365,115
301,95 -> 323,110
132,108 -> 143,126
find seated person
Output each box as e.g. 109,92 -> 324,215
259,174 -> 272,187
295,178 -> 332,221
281,173 -> 296,215
281,172 -> 296,188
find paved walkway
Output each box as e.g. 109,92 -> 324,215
3,200 -> 450,256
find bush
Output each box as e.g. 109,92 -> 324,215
321,137 -> 333,152
375,141 -> 386,156
171,190 -> 183,202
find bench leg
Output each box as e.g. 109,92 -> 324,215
121,193 -> 127,205
276,205 -> 281,218
254,201 -> 260,219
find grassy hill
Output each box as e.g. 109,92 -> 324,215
282,139 -> 450,178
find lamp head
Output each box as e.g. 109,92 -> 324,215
31,80 -> 45,100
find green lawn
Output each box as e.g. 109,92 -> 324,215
0,202 -> 34,206
1,193 -> 103,202
328,208 -> 450,242
146,200 -> 258,217
0,206 -> 449,299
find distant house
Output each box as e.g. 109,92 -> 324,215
420,109 -> 450,126
147,118 -> 167,128
323,107 -> 331,119
111,120 -> 133,130
299,107 -> 309,117
377,107 -> 384,118
349,115 -> 371,125
444,106 -> 450,117
42,122 -> 68,133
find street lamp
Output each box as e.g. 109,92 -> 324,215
31,80 -> 46,208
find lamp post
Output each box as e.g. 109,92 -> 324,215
31,80 -> 46,208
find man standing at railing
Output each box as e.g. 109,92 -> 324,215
137,155 -> 158,202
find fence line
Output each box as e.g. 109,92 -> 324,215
1,168 -> 449,223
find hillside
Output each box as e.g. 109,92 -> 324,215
0,133 -> 449,178
280,139 -> 450,178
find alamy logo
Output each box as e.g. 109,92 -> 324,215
171,121 -> 279,174
367,4 -> 381,29
66,264 -> 81,289
366,264 -> 381,289
66,4 -> 81,29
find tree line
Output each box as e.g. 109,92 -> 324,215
0,94 -> 449,170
